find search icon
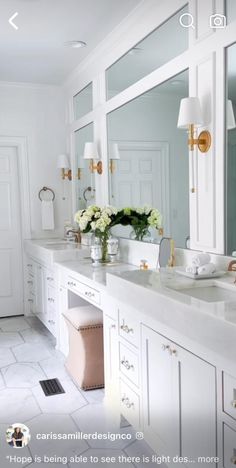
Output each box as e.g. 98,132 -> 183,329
179,13 -> 195,29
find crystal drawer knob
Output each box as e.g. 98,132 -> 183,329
121,395 -> 134,409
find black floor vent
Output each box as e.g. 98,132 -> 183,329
39,378 -> 65,396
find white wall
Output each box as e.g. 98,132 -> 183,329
0,83 -> 69,239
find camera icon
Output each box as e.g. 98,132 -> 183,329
209,14 -> 226,29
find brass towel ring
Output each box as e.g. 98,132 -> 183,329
38,187 -> 55,202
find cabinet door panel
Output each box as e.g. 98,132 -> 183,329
141,325 -> 180,457
179,348 -> 217,467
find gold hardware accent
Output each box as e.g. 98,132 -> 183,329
188,125 -> 212,153
109,160 -> 117,174
191,187 -> 196,193
158,227 -> 164,236
89,159 -> 103,175
61,168 -> 72,181
168,239 -> 175,267
77,168 -> 82,180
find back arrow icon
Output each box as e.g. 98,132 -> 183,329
9,12 -> 19,30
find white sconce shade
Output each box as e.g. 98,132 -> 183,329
57,154 -> 70,169
227,100 -> 236,130
109,143 -> 120,160
83,142 -> 99,160
177,97 -> 203,128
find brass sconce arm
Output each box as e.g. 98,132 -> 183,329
188,124 -> 211,153
61,168 -> 72,181
89,159 -> 103,174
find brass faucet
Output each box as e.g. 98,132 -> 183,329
67,229 -> 81,244
168,239 -> 175,267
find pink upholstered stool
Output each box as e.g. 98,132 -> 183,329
63,306 -> 104,390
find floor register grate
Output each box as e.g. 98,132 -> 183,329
39,378 -> 65,396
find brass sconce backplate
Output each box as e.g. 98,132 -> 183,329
97,161 -> 103,175
197,130 -> 211,153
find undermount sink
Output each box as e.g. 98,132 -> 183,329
170,284 -> 236,303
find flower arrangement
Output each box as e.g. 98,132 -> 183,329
117,205 -> 162,241
74,204 -> 162,260
74,205 -> 119,261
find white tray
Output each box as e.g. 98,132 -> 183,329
175,268 -> 226,280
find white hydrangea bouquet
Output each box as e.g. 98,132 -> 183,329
74,204 -> 162,260
74,205 -> 119,261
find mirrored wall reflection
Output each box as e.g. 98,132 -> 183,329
226,43 -> 236,256
73,82 -> 93,120
105,5 -> 188,100
75,122 -> 95,210
226,0 -> 236,23
107,70 -> 189,248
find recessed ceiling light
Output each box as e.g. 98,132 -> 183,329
64,41 -> 87,49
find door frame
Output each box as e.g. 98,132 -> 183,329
0,136 -> 31,239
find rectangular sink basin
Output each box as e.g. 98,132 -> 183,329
44,242 -> 77,250
175,285 -> 236,303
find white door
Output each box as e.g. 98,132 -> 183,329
0,146 -> 23,317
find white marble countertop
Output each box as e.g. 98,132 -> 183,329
24,239 -> 90,266
106,268 -> 236,374
55,259 -> 136,291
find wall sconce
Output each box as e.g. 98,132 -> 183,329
83,142 -> 102,175
227,100 -> 236,130
177,97 -> 212,193
177,97 -> 212,153
57,154 -> 72,180
109,143 -> 120,173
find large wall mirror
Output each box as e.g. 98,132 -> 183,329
73,82 -> 93,120
226,0 -> 236,23
105,5 -> 188,100
75,122 -> 95,210
226,42 -> 236,256
107,69 -> 190,248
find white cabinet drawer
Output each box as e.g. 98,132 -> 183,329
119,342 -> 139,388
223,372 -> 236,421
223,424 -> 236,468
26,275 -> 35,295
120,379 -> 140,429
67,276 -> 100,305
118,307 -> 139,348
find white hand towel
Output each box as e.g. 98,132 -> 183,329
197,263 -> 216,276
41,200 -> 54,230
192,253 -> 211,267
185,266 -> 198,275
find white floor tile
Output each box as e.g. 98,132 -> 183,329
31,379 -> 87,414
20,328 -> 53,344
0,332 -> 24,348
0,348 -> 16,368
0,317 -> 31,332
12,342 -> 53,362
2,362 -> 46,388
125,439 -> 164,468
39,356 -> 70,380
0,388 -> 41,423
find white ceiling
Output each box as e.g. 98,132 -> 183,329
0,0 -> 142,84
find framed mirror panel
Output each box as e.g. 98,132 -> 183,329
75,122 -> 95,210
107,69 -> 190,248
105,5 -> 188,100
